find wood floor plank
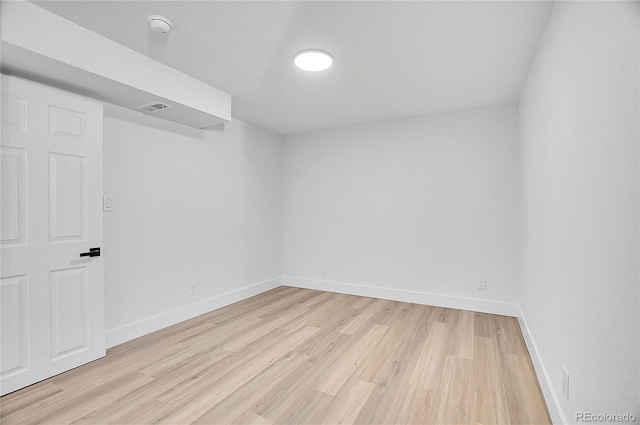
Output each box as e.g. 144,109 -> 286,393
71,398 -> 166,425
1,287 -> 551,425
280,293 -> 353,332
472,336 -> 510,425
349,294 -> 377,310
258,289 -> 323,320
293,290 -> 342,312
495,315 -> 528,355
232,412 -> 273,425
433,356 -> 474,424
371,301 -> 417,327
191,351 -> 310,425
295,325 -> 353,359
48,338 -> 184,392
152,326 -> 320,424
72,347 -> 234,424
408,321 -> 451,390
474,312 -> 497,338
3,372 -> 153,425
222,306 -> 310,352
448,310 -> 475,360
307,294 -> 362,330
252,336 -> 355,420
340,298 -> 389,335
358,319 -> 409,383
273,388 -> 333,425
352,336 -> 425,425
500,351 -> 552,424
139,346 -> 230,378
0,382 -> 62,419
321,379 -> 376,425
314,323 -> 389,395
394,384 -> 438,425
403,303 -> 437,342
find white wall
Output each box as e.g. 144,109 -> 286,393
283,105 -> 520,314
103,105 -> 283,347
519,1 -> 639,422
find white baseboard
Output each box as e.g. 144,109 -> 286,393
105,276 -> 282,348
517,307 -> 567,425
282,276 -> 520,317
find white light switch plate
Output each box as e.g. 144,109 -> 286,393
103,195 -> 114,212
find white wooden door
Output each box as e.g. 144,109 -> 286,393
0,75 -> 105,396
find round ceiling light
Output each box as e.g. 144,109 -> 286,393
147,15 -> 173,34
294,49 -> 333,72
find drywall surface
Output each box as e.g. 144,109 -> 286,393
283,105 -> 520,308
103,106 -> 282,345
519,1 -> 639,421
1,1 -> 230,128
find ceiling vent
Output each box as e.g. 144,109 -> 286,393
137,101 -> 173,114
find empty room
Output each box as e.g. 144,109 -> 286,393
0,0 -> 638,424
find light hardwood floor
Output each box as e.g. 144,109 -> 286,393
1,287 -> 551,425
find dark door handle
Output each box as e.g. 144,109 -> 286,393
80,247 -> 101,257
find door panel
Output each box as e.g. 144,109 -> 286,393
0,146 -> 27,247
0,93 -> 27,132
0,75 -> 104,396
49,153 -> 87,243
50,266 -> 89,360
48,105 -> 86,139
0,274 -> 29,378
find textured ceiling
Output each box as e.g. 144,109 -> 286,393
33,1 -> 553,135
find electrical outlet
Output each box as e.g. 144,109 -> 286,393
321,264 -> 329,274
562,367 -> 570,401
477,277 -> 487,290
189,282 -> 197,296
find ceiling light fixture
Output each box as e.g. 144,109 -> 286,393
147,15 -> 173,34
294,49 -> 333,72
